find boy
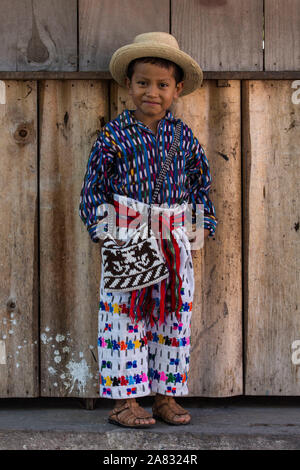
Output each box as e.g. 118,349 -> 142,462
79,32 -> 218,427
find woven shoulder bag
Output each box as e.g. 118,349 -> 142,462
101,122 -> 182,292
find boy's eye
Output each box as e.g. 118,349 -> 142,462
136,81 -> 168,88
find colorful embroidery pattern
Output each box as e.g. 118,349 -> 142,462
100,372 -> 149,387
100,370 -> 187,387
146,331 -> 190,347
149,368 -> 188,385
98,336 -> 148,351
97,213 -> 194,399
99,299 -> 192,316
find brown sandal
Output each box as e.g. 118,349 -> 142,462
152,396 -> 191,425
108,399 -> 156,428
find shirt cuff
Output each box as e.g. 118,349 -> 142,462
88,220 -> 109,243
204,216 -> 218,238
191,208 -> 218,234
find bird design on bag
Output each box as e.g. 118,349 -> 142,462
134,241 -> 160,270
103,240 -> 161,276
102,249 -> 127,275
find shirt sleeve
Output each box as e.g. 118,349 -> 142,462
79,129 -> 116,243
185,135 -> 218,238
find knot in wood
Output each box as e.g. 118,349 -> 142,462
13,122 -> 35,145
19,129 -> 28,138
7,299 -> 16,310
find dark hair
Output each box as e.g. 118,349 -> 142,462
126,57 -> 184,84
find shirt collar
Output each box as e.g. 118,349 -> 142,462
119,109 -> 178,130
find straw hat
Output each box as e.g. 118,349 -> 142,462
109,32 -> 203,96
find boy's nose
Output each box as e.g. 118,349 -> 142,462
145,85 -> 159,97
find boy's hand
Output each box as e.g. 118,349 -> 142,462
107,239 -> 127,246
99,237 -> 126,249
99,238 -> 125,262
115,240 -> 126,246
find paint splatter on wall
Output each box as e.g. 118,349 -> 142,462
40,327 -> 97,394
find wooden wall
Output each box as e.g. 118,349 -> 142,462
0,1 -> 299,397
243,81 -> 300,394
0,81 -> 39,396
1,0 -> 299,72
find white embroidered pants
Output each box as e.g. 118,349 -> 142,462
97,197 -> 195,399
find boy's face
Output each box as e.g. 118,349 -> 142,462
125,62 -> 184,125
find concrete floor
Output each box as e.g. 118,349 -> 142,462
1,396 -> 300,450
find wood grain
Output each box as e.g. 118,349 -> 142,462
265,0 -> 300,71
172,0 -> 263,71
243,80 -> 300,395
39,80 -> 109,397
79,0 -> 170,71
0,81 -> 38,397
172,81 -> 243,396
0,0 -> 77,71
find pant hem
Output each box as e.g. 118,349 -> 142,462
150,383 -> 189,396
99,386 -> 152,399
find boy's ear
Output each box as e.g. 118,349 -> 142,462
125,77 -> 131,89
125,77 -> 133,96
175,81 -> 184,98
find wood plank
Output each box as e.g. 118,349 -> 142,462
110,81 -> 243,396
79,0 -> 170,71
173,81 -> 243,396
265,0 -> 300,71
40,79 -> 109,397
110,81 -> 135,119
0,80 -> 38,397
243,80 -> 300,395
0,0 -> 77,71
172,0 -> 263,71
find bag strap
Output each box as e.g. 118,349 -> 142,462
151,122 -> 182,205
147,121 -> 182,236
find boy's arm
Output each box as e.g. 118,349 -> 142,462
186,135 -> 218,239
79,130 -> 116,243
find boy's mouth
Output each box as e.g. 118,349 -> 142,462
143,101 -> 160,105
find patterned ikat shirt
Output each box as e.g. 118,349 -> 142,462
79,109 -> 218,243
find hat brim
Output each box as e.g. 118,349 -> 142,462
109,42 -> 203,96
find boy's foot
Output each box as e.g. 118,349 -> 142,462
108,398 -> 156,428
152,394 -> 191,425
